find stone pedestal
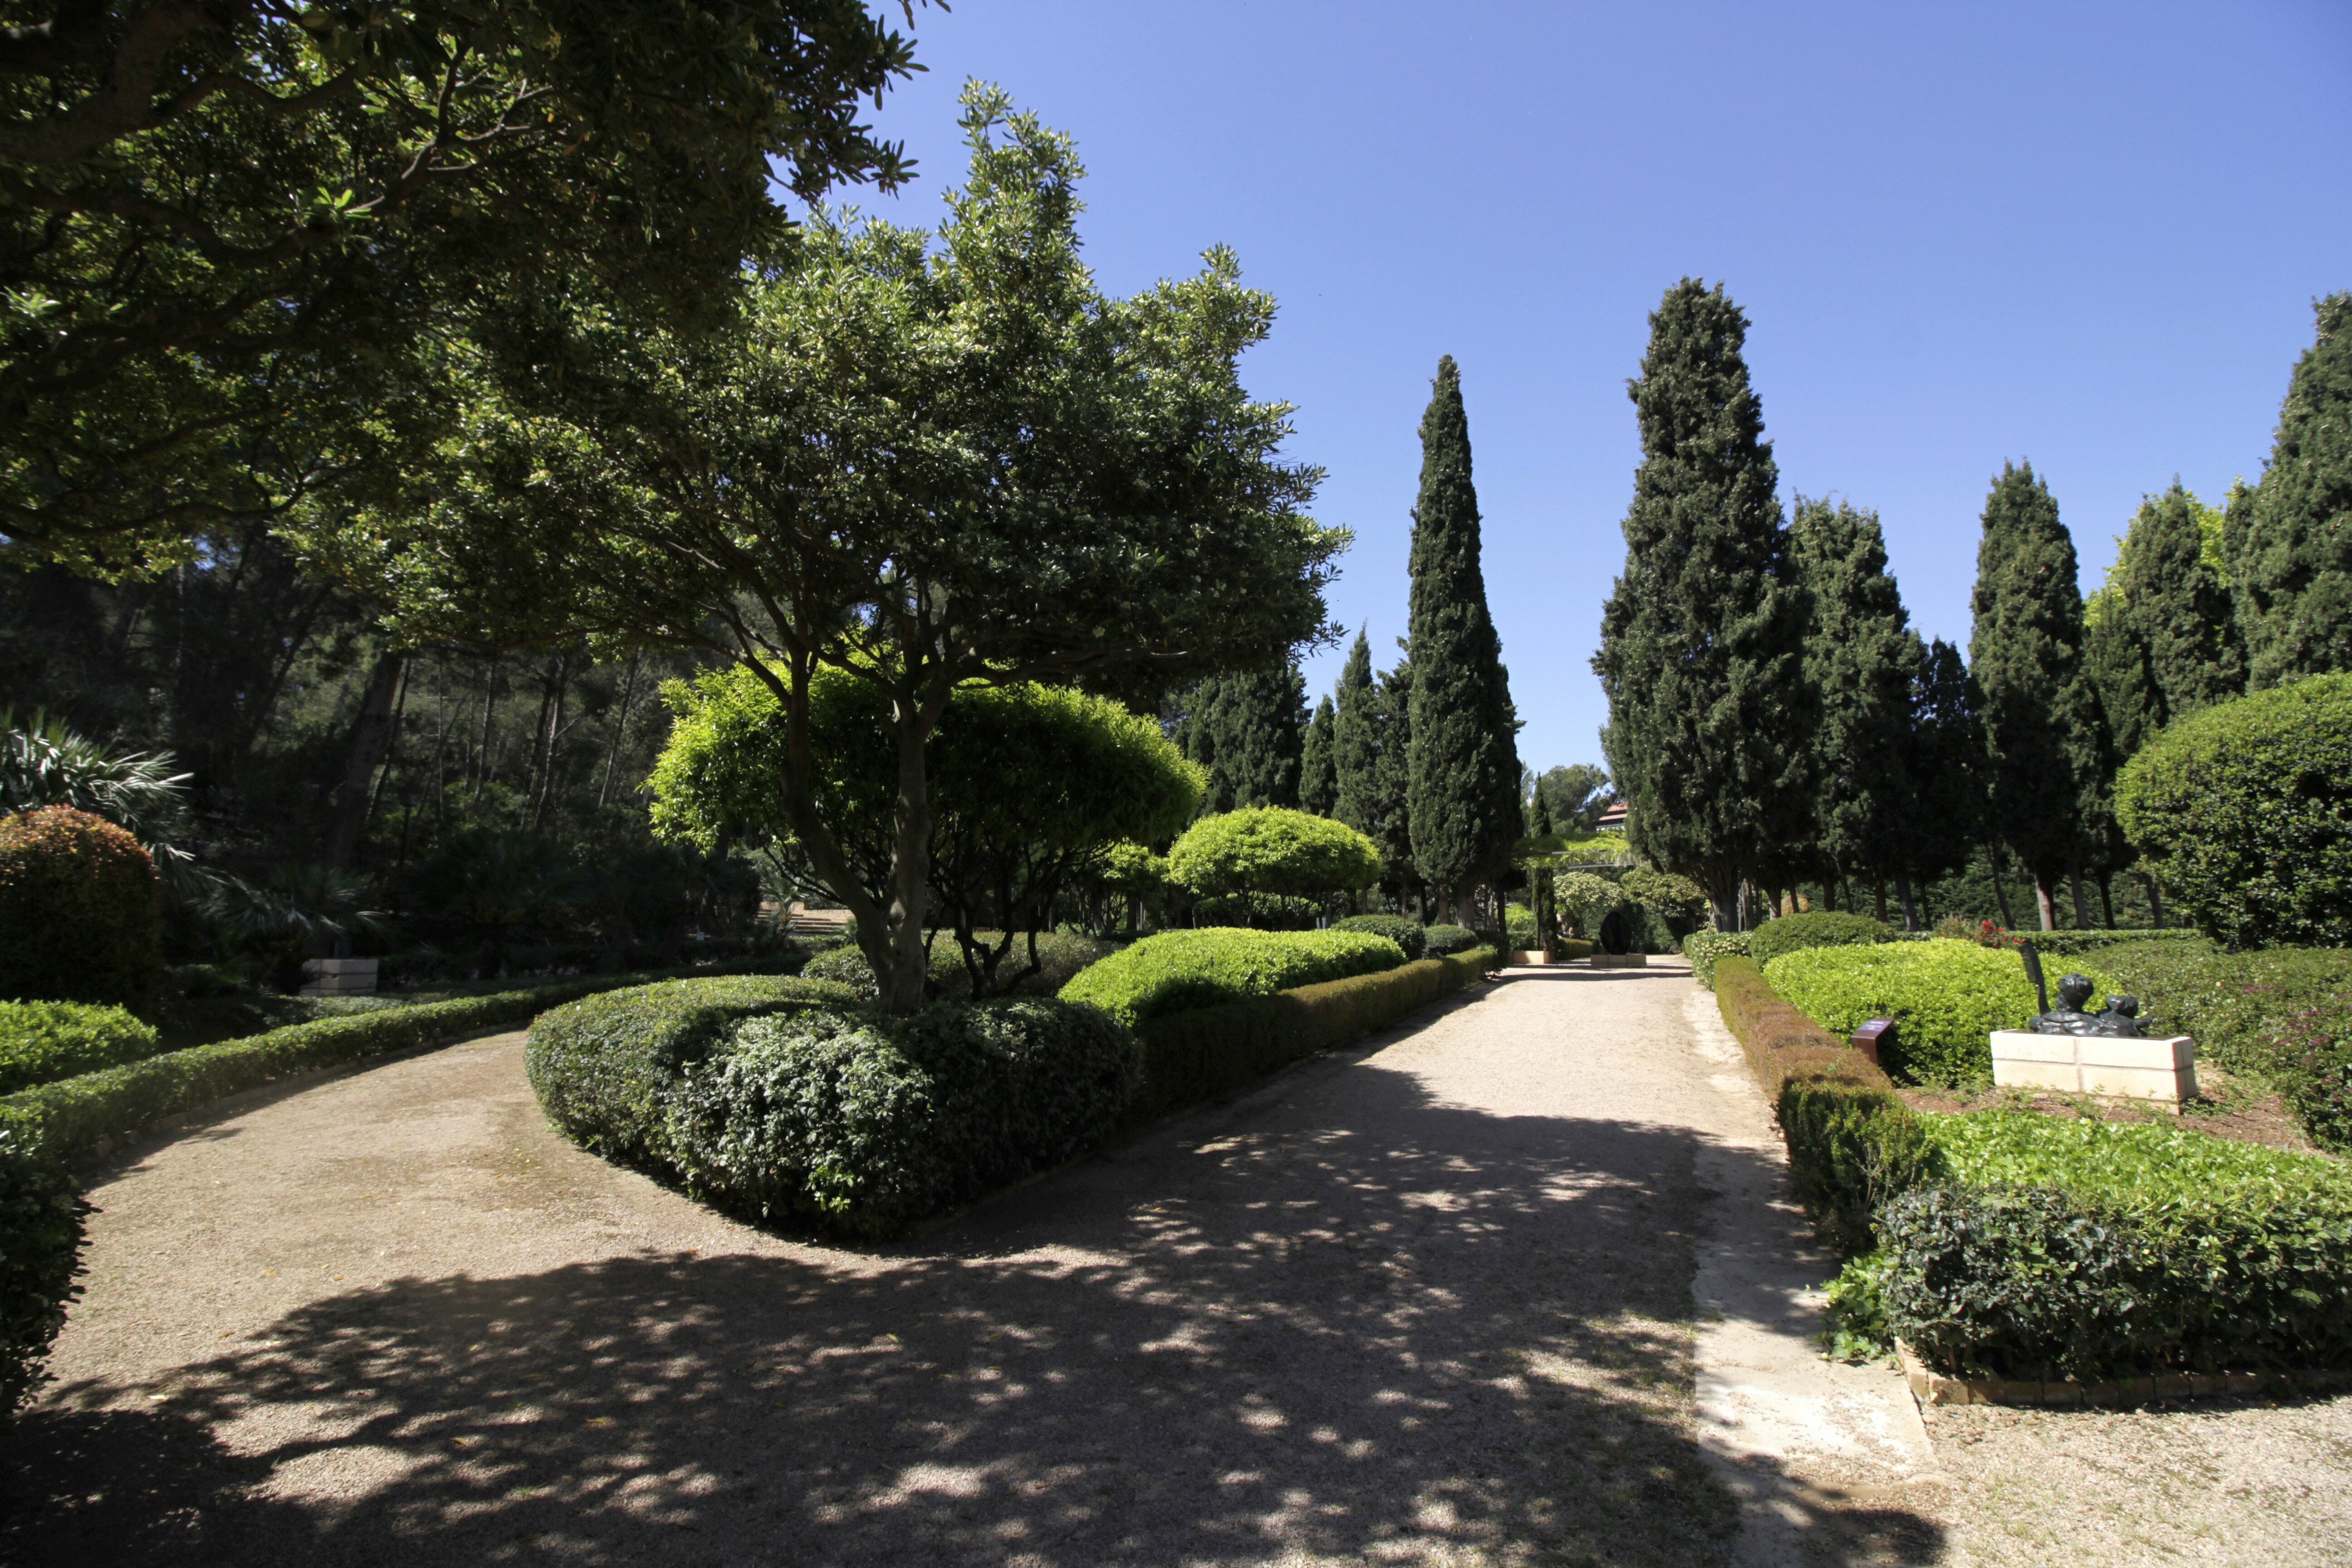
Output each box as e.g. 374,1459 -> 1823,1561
1989,1030 -> 2196,1109
1588,952 -> 1649,969
300,956 -> 380,996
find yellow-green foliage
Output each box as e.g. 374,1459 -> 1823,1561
1060,927 -> 1406,1027
1764,939 -> 2111,1087
1166,808 -> 1383,901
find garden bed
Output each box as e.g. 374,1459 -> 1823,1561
1895,1072 -> 2321,1156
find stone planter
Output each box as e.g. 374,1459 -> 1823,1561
1989,1030 -> 2196,1110
300,956 -> 380,996
1588,952 -> 1649,969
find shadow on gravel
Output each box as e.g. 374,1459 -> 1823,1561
6,1057 -> 1943,1568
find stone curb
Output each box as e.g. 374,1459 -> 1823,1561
1896,1340 -> 2347,1407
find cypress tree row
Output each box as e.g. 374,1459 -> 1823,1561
2087,481 -> 2243,761
1593,279 -> 1813,927
2231,293 -> 2352,689
1967,462 -> 2112,929
1300,695 -> 1338,816
1897,637 -> 1985,927
1330,629 -> 1382,837
1403,356 -> 1522,922
1368,652 -> 1417,905
1177,666 -> 1306,815
1788,496 -> 1923,916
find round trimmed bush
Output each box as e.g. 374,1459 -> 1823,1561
1746,910 -> 1891,968
0,1126 -> 87,1413
0,807 -> 162,1013
1166,808 -> 1382,917
2116,674 -> 2352,949
1059,927 -> 1406,1026
1421,924 -> 1480,957
1332,913 -> 1426,960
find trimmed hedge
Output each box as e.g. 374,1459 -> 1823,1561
1059,927 -> 1406,1027
0,1124 -> 87,1415
2116,673 -> 2352,949
664,1000 -> 1140,1238
1421,924 -> 1480,957
525,975 -> 859,1169
0,807 -> 162,1014
1765,939 -> 2112,1087
0,1001 -> 161,1094
2013,929 -> 2202,956
1882,1113 -> 2352,1380
799,931 -> 1111,1002
1333,913 -> 1426,960
2094,938 -> 2352,1079
2267,1000 -> 2352,1155
1683,931 -> 1750,988
1745,911 -> 1889,968
1125,950 -> 1497,1124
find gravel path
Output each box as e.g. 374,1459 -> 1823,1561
8,964 -> 2344,1566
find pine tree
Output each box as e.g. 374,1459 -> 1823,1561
1592,279 -> 1813,927
1968,462 -> 2112,928
1897,637 -> 1984,926
1403,356 -> 1522,922
1331,629 -> 1381,838
2232,294 -> 2352,689
2089,481 -> 2244,761
1300,695 -> 1338,816
1789,496 -> 1922,912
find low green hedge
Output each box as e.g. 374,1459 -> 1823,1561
1683,931 -> 1750,988
0,1124 -> 86,1415
1332,913 -> 1426,960
1553,936 -> 1596,960
1059,927 -> 1406,1027
1765,939 -> 2113,1087
0,1001 -> 162,1095
1880,1112 -> 2352,1380
525,975 -> 860,1169
1746,911 -> 1889,967
1421,924 -> 1481,957
2013,929 -> 2202,956
1125,950 -> 1495,1124
664,1000 -> 1140,1238
2266,1001 -> 2352,1155
2092,939 -> 2352,1078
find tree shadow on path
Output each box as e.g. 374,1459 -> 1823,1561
6,1043 -> 1944,1566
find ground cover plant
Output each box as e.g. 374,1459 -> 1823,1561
1059,928 -> 1406,1027
1764,938 -> 2112,1086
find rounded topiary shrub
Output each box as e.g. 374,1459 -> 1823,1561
1332,913 -> 1427,960
0,807 -> 162,1013
1746,910 -> 1891,968
2116,674 -> 2352,949
0,1127 -> 88,1414
1421,924 -> 1480,957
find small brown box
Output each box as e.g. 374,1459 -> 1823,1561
1849,1018 -> 1895,1068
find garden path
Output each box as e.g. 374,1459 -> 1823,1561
14,961 -> 2340,1566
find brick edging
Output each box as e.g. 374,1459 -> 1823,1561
1896,1340 -> 2348,1407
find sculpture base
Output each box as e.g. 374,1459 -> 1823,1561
1989,1030 -> 2196,1109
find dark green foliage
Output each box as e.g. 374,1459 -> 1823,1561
1329,632 -> 1383,841
1333,913 -> 1428,960
1404,358 -> 1521,903
2094,937 -> 2352,1078
1594,281 -> 1813,923
0,807 -> 162,1013
1534,764 -> 1614,833
1899,639 -> 1986,895
2090,483 -> 2244,762
1179,668 -> 1308,815
663,1000 -> 1141,1238
1778,1082 -> 1937,1259
1790,498 -> 1923,893
2233,295 -> 2352,689
2266,1001 -> 2352,1155
1300,696 -> 1338,818
796,933 -> 1110,1003
0,959 -> 799,1165
524,975 -> 858,1169
0,1002 -> 161,1095
1366,657 -> 1417,882
1058,928 -> 1406,1027
2116,676 -> 2352,948
0,1125 -> 88,1413
1124,951 -> 1493,1124
1968,463 -> 2112,923
1421,924 -> 1481,956
1746,911 -> 1891,968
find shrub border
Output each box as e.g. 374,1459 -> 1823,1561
0,960 -> 799,1166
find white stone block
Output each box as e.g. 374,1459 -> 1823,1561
1989,1029 -> 2196,1107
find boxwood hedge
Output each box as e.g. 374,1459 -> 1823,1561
1683,931 -> 1751,988
1420,924 -> 1481,957
1058,927 -> 1406,1027
1745,911 -> 1890,968
0,1001 -> 161,1095
1332,913 -> 1426,960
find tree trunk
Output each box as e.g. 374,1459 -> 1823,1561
1873,878 -> 1889,923
1986,842 -> 2016,930
2097,871 -> 2115,929
2034,873 -> 2058,931
1895,871 -> 1918,931
325,652 -> 406,868
2068,858 -> 2092,931
2145,875 -> 2165,929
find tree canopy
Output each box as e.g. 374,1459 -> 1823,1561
2230,294 -> 2352,690
314,86 -> 1342,1009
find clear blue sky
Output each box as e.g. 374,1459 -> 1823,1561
848,1 -> 2352,778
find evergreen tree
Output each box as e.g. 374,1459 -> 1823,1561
1368,652 -> 1417,902
2231,294 -> 2352,689
1331,630 -> 1382,837
1968,462 -> 2112,928
1179,667 -> 1307,815
1534,763 -> 1612,830
1898,637 -> 1985,927
2088,481 -> 2244,761
1300,696 -> 1338,816
1529,785 -> 1555,837
1404,357 -> 1522,921
1788,496 -> 1922,911
1592,279 -> 1813,927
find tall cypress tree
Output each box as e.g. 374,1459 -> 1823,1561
1968,461 -> 2112,928
2232,293 -> 2352,689
1176,666 -> 1306,815
2089,481 -> 2244,760
1368,651 -> 1417,903
1897,637 -> 1984,927
1300,694 -> 1338,816
1404,356 -> 1521,921
1788,496 -> 1921,912
1593,279 -> 1813,927
1331,629 -> 1381,837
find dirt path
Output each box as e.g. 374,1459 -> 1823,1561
10,963 -> 2340,1566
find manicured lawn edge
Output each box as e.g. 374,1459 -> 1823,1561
1122,948 -> 1498,1125
0,960 -> 797,1166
